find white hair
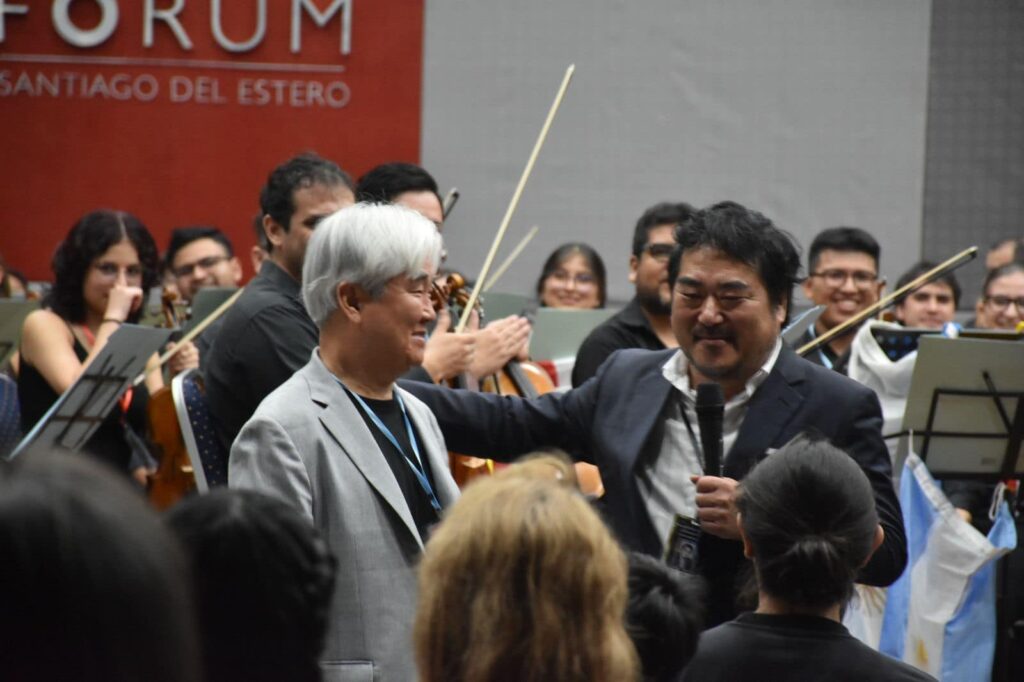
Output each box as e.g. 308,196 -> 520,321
302,203 -> 443,327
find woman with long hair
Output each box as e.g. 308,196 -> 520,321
535,242 -> 607,309
682,434 -> 933,681
17,209 -> 162,476
415,474 -> 638,682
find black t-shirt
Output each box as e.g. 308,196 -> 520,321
350,391 -> 440,543
681,612 -> 936,682
572,297 -> 667,387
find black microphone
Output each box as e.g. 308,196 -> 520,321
696,382 -> 724,477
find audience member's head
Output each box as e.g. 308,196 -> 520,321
893,260 -> 960,329
801,226 -> 883,332
0,251 -> 28,298
503,450 -> 580,489
165,225 -> 242,301
415,476 -> 639,682
975,262 -> 1024,330
0,450 -> 199,682
356,162 -> 444,228
631,202 -> 697,316
625,552 -> 705,682
737,433 -> 884,614
536,242 -> 607,309
47,209 -> 160,324
985,237 -> 1024,271
165,489 -> 337,682
259,152 -> 355,281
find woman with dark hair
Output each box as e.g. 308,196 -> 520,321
17,209 -> 162,477
682,434 -> 933,681
535,242 -> 607,309
165,489 -> 338,682
0,449 -> 200,682
415,474 -> 639,682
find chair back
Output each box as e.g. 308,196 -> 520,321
171,369 -> 228,490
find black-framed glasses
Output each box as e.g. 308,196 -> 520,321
173,255 -> 229,278
641,243 -> 675,262
808,269 -> 880,289
984,295 -> 1024,311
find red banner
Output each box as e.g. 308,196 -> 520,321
0,0 -> 424,280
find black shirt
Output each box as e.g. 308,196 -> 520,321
205,261 -> 319,452
796,325 -> 851,375
350,391 -> 440,542
682,612 -> 936,681
572,297 -> 667,387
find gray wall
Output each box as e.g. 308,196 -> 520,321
922,0 -> 1024,306
422,1 -> 932,304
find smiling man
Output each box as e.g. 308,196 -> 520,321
573,202 -> 695,386
231,203 -> 458,680
205,152 -> 355,452
403,201 -> 906,627
798,227 -> 884,374
165,226 -> 242,304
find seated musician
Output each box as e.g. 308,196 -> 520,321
535,242 -> 608,309
18,210 -> 164,481
230,203 -> 461,680
403,201 -> 907,627
798,227 -> 885,374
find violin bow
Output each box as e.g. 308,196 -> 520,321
797,245 -> 978,356
483,226 -> 540,293
442,188 -> 460,220
132,287 -> 245,386
455,64 -> 576,333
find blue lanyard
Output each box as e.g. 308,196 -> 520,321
344,385 -> 442,512
807,325 -> 834,370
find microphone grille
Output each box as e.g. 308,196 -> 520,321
696,382 -> 724,407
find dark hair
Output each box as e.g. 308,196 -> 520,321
165,225 -> 234,270
669,201 -> 802,318
894,260 -> 961,308
165,489 -> 337,682
982,261 -> 1024,297
807,226 -> 880,273
737,433 -> 879,610
46,209 -> 160,323
356,161 -> 441,207
625,552 -> 704,682
632,202 -> 697,258
535,242 -> 608,307
0,450 -> 199,682
259,152 -> 353,242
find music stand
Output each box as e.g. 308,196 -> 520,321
902,336 -> 1024,481
183,287 -> 238,336
7,324 -> 173,460
0,300 -> 39,368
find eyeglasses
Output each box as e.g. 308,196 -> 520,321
549,270 -> 597,289
641,243 -> 675,262
808,269 -> 880,289
984,295 -> 1024,312
172,255 -> 229,278
92,262 -> 143,281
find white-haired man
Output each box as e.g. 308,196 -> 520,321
230,203 -> 460,680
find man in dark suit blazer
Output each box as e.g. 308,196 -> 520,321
404,201 -> 907,626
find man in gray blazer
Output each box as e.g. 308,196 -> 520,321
230,203 -> 460,681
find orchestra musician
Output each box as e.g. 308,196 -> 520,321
230,203 -> 460,680
403,201 -> 907,627
17,210 -> 163,481
204,153 -> 355,453
573,202 -> 696,386
797,227 -> 885,374
535,242 -> 607,310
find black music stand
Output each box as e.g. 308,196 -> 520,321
7,324 -> 172,460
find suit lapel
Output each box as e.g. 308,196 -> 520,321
306,356 -> 424,548
728,346 -> 806,476
618,361 -> 675,475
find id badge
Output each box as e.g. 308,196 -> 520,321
664,513 -> 701,574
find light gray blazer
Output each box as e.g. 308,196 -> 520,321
229,351 -> 460,682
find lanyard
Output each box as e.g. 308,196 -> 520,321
79,324 -> 134,415
806,325 -> 834,370
345,385 -> 442,512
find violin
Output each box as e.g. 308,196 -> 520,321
146,292 -> 197,509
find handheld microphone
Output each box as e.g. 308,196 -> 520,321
696,382 -> 724,477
